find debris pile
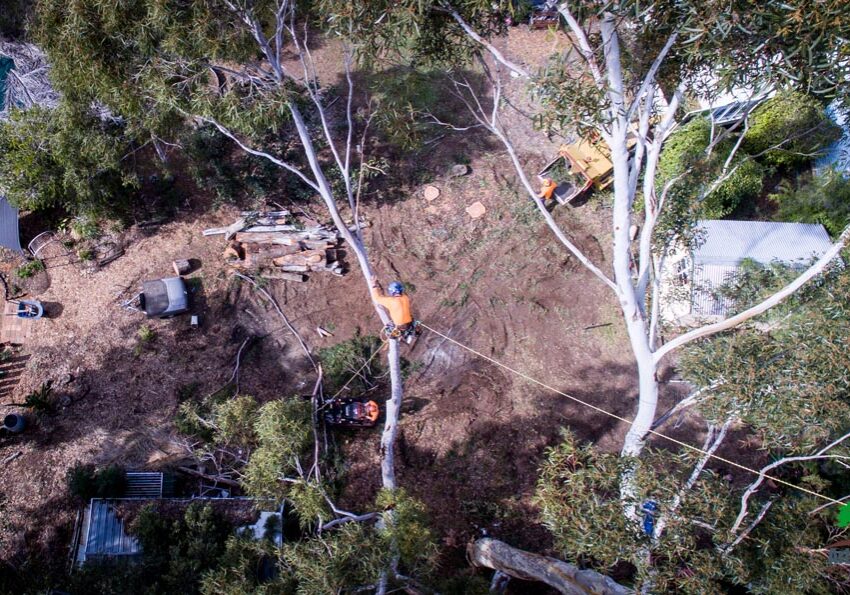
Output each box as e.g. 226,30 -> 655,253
204,211 -> 343,282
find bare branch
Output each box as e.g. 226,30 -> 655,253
723,500 -> 774,554
730,430 -> 850,534
556,4 -> 604,88
436,4 -> 530,79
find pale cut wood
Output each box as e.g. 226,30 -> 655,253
272,249 -> 326,267
172,259 -> 191,275
469,538 -> 632,595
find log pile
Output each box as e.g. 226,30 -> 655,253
204,210 -> 344,281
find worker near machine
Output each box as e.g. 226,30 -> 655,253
538,177 -> 557,201
371,275 -> 419,343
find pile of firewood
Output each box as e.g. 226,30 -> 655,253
203,210 -> 343,282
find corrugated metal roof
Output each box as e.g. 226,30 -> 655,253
125,472 -> 164,499
83,500 -> 141,559
694,220 -> 832,267
691,263 -> 738,317
0,198 -> 22,253
689,220 -> 833,317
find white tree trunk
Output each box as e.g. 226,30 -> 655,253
381,339 -> 404,490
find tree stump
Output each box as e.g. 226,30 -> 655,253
172,259 -> 192,275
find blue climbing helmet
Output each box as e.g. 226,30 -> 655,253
388,281 -> 404,296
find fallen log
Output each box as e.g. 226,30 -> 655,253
177,466 -> 241,487
468,538 -> 632,595
273,249 -> 326,267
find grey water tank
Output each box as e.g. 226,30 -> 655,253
3,413 -> 25,433
140,277 -> 189,318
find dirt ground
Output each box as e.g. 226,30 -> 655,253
0,25 -> 701,586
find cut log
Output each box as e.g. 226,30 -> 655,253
468,538 -> 632,595
275,264 -> 310,273
172,259 -> 191,275
239,225 -> 300,233
240,209 -> 290,218
223,241 -> 244,261
272,249 -> 326,267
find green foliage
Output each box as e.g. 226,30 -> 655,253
318,334 -> 384,395
19,381 -> 55,415
14,259 -> 44,279
375,488 -> 438,576
0,104 -> 140,217
130,502 -> 233,595
67,463 -> 127,501
215,395 -> 258,446
243,399 -> 313,505
366,67 -> 448,151
279,523 -> 386,594
182,124 -> 282,206
679,264 -> 850,451
774,168 -> 850,236
137,324 -> 156,343
743,91 -> 841,169
534,430 -> 843,593
200,536 -> 286,595
653,118 -> 764,247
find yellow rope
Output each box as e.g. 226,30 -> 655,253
419,322 -> 842,506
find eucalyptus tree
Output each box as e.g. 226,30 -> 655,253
39,0 -> 408,494
319,0 -> 850,589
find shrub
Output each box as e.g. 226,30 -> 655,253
0,103 -> 140,217
317,334 -> 384,395
655,118 -> 764,235
137,325 -> 155,343
67,463 -> 126,501
774,168 -> 850,236
743,91 -> 841,169
21,381 -> 55,414
15,259 -> 44,279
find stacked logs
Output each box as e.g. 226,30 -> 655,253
204,211 -> 343,282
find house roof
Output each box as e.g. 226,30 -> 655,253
690,220 -> 833,318
693,220 -> 833,267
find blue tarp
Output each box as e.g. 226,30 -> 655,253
0,56 -> 12,114
815,102 -> 850,176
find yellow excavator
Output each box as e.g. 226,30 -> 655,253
538,131 -> 637,205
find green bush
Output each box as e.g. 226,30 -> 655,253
14,260 -> 44,279
0,103 -> 140,217
774,168 -> 850,236
743,91 -> 841,169
655,118 -> 764,231
317,334 -> 384,395
67,463 -> 127,501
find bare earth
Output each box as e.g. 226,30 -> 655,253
0,26 -> 698,584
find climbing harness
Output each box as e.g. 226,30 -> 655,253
381,320 -> 422,343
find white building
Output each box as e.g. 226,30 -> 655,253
661,220 -> 834,325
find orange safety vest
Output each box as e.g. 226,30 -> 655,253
371,287 -> 413,326
539,178 -> 557,200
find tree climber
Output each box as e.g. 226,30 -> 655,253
538,176 -> 557,201
371,275 -> 421,344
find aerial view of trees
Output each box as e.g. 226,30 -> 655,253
0,0 -> 849,593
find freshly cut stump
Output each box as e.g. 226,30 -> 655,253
423,185 -> 441,201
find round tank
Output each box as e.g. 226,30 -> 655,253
3,413 -> 25,433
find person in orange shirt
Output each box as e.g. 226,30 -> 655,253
371,275 -> 419,343
538,177 -> 557,201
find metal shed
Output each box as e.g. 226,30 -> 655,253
689,220 -> 834,317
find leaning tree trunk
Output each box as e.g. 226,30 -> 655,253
289,100 -> 404,491
469,538 -> 633,595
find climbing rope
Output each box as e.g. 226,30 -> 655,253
418,322 -> 844,507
